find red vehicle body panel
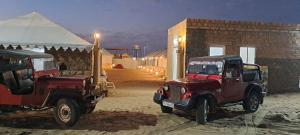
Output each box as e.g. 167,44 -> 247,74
165,73 -> 249,105
0,50 -> 106,127
154,56 -> 265,108
166,74 -> 224,103
0,68 -> 85,107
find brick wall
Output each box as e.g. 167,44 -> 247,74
256,58 -> 300,93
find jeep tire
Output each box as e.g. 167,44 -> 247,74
160,105 -> 173,113
243,91 -> 260,113
196,98 -> 209,124
54,98 -> 81,128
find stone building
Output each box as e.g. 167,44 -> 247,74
167,18 -> 300,93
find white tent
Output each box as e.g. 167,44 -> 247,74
0,12 -> 92,51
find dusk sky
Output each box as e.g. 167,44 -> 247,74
0,0 -> 300,53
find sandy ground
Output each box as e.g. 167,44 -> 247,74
0,69 -> 300,135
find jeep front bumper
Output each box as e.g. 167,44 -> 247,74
153,92 -> 195,111
84,89 -> 107,105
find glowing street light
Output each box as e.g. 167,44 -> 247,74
92,32 -> 102,86
94,33 -> 100,39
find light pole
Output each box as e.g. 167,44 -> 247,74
92,32 -> 102,86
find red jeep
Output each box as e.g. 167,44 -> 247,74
154,55 -> 267,124
0,50 -> 105,127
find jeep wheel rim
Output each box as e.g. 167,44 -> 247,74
249,95 -> 259,111
58,104 -> 71,123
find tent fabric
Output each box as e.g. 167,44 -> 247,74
146,49 -> 167,58
101,49 -> 113,56
0,49 -> 53,58
0,12 -> 92,51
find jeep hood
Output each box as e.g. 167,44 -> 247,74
168,77 -> 221,91
38,76 -> 86,89
42,76 -> 85,81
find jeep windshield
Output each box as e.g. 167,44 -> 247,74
188,61 -> 223,75
32,58 -> 56,71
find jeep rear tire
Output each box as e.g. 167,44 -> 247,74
54,99 -> 81,128
161,105 -> 173,113
196,98 -> 209,124
243,91 -> 260,113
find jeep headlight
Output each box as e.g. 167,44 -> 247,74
163,85 -> 169,91
181,87 -> 186,94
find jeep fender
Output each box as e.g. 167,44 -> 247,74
244,83 -> 263,103
43,90 -> 82,107
191,91 -> 218,112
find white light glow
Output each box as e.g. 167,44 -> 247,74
94,33 -> 100,39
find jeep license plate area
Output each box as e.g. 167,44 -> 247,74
162,100 -> 174,108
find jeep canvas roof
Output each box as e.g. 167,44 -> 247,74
0,50 -> 53,58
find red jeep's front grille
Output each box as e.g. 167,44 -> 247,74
169,85 -> 181,102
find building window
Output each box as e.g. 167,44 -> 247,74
209,47 -> 225,56
240,47 -> 256,64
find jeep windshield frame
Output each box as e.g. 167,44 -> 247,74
0,56 -> 32,72
187,55 -> 243,76
0,50 -> 55,72
187,61 -> 224,75
32,57 -> 56,71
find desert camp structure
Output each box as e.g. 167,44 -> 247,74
0,12 -> 113,75
140,49 -> 167,78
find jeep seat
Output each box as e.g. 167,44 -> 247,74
2,71 -> 18,91
14,69 -> 34,94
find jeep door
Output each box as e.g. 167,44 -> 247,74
222,60 -> 245,102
